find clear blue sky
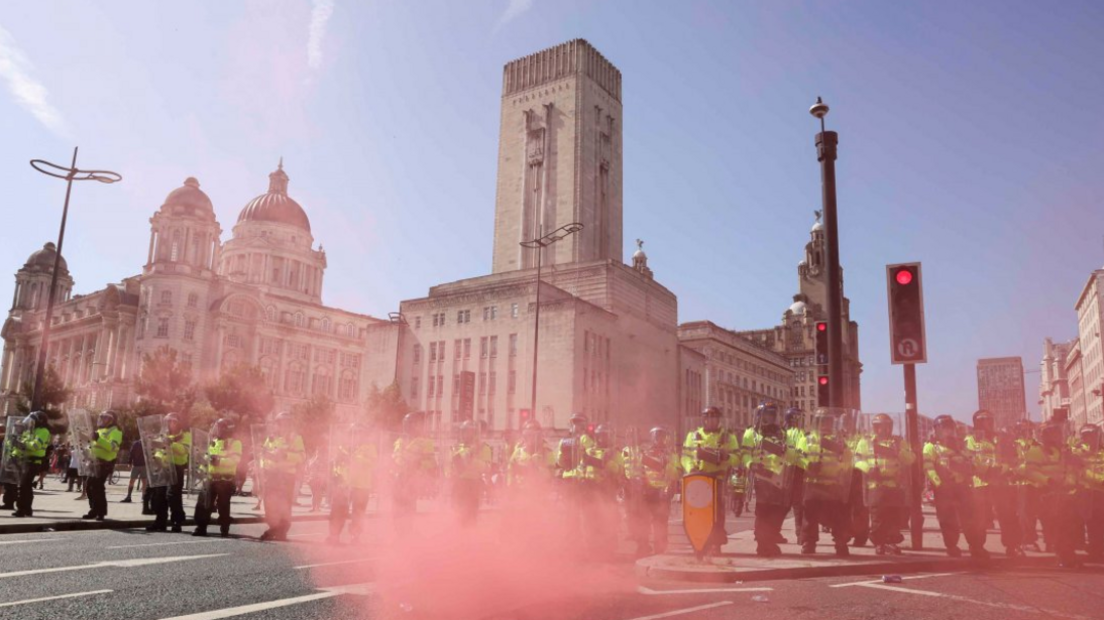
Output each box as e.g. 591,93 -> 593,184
2,1 -> 1102,421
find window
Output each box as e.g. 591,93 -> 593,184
260,358 -> 277,389
436,341 -> 446,362
314,348 -> 336,364
183,320 -> 196,341
490,336 -> 498,358
456,309 -> 471,324
295,312 -> 304,327
181,353 -> 193,373
428,375 -> 436,397
464,338 -> 471,359
454,339 -> 462,360
339,353 -> 360,368
509,333 -> 518,357
339,369 -> 358,401
508,370 -> 517,394
479,372 -> 486,395
413,345 -> 421,364
156,317 -> 169,338
480,337 -> 488,358
313,366 -> 333,397
488,371 -> 496,395
160,291 -> 172,305
437,374 -> 444,397
432,314 -> 439,327
288,343 -> 310,361
187,293 -> 198,308
511,303 -> 519,318
414,316 -> 422,329
483,306 -> 498,321
429,342 -> 438,363
285,363 -> 306,395
410,377 -> 419,399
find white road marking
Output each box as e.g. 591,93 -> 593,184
157,583 -> 375,620
293,557 -> 376,570
623,601 -> 733,620
287,532 -> 326,538
0,589 -> 112,608
638,586 -> 773,595
0,554 -> 228,579
830,572 -> 962,587
0,538 -> 68,546
856,583 -> 1094,620
107,540 -> 224,549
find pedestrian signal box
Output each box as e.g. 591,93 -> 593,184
459,371 -> 475,419
815,321 -> 828,366
886,262 -> 927,364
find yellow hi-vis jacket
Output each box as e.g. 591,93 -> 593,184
449,442 -> 493,481
741,428 -> 799,476
207,438 -> 243,479
261,433 -> 306,475
1074,443 -> 1104,492
557,434 -> 596,480
923,440 -> 973,488
964,433 -> 1008,488
625,445 -> 680,490
1020,443 -> 1077,492
333,442 -> 378,490
168,431 -> 192,467
855,435 -> 915,490
682,428 -> 740,475
797,431 -> 853,488
14,427 -> 51,462
392,436 -> 436,477
507,441 -> 555,487
92,426 -> 123,462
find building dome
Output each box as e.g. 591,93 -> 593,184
23,242 -> 68,273
788,299 -> 807,315
811,220 -> 824,233
162,177 -> 214,213
236,161 -> 311,233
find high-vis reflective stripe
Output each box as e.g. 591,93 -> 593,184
262,434 -> 306,474
923,442 -> 972,487
855,436 -> 915,488
208,438 -> 242,478
682,428 -> 739,475
91,426 -> 123,462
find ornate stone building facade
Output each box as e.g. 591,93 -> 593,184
1074,268 -> 1104,427
1,165 -> 401,419
976,356 -> 1028,430
1039,337 -> 1073,424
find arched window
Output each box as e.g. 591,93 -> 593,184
312,365 -> 333,397
265,305 -> 276,322
161,291 -> 172,305
285,362 -> 306,395
338,369 -> 358,401
295,312 -> 304,328
321,317 -> 331,333
170,229 -> 182,262
260,357 -> 277,389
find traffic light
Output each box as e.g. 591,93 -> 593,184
815,321 -> 828,366
886,262 -> 927,364
519,409 -> 531,423
817,374 -> 830,407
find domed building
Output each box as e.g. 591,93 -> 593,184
1,163 -> 399,418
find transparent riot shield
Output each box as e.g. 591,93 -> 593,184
749,432 -> 795,506
801,431 -> 854,504
861,436 -> 914,509
0,416 -> 27,485
250,424 -> 271,499
68,409 -> 96,477
138,414 -> 177,488
190,427 -> 211,509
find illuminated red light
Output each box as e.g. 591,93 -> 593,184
895,269 -> 913,286
817,323 -> 827,332
818,376 -> 829,385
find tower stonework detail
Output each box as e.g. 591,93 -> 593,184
492,39 -> 624,273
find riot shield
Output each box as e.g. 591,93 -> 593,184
250,424 -> 271,498
68,409 -> 96,477
0,416 -> 27,485
138,415 -> 177,488
682,473 -> 721,559
862,437 -> 913,509
190,427 -> 211,509
749,432 -> 794,506
802,412 -> 854,504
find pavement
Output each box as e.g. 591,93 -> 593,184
636,505 -> 1084,583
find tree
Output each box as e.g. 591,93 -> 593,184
14,364 -> 71,434
365,381 -> 409,431
133,345 -> 196,416
291,394 -> 335,455
204,363 -> 274,424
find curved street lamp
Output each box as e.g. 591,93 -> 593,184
28,147 -> 121,410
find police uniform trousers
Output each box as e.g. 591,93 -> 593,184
1018,485 -> 1043,546
848,470 -> 869,545
972,485 -> 1021,550
576,480 -> 618,559
627,484 -> 672,554
451,478 -> 482,527
790,469 -> 806,544
86,460 -> 115,518
2,482 -> 17,508
330,486 -> 371,539
1040,489 -> 1078,562
264,471 -> 296,538
802,496 -> 850,550
867,486 -> 907,546
933,482 -> 985,551
154,464 -> 187,527
16,460 -> 43,514
753,479 -> 788,553
194,478 -> 235,534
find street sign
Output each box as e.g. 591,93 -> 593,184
886,262 -> 927,364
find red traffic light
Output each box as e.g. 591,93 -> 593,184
816,322 -> 827,332
895,269 -> 914,286
587,424 -> 595,433
519,409 -> 530,420
818,376 -> 829,385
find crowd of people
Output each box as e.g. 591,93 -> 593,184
1,404 -> 1101,569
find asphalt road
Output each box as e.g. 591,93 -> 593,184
0,518 -> 1100,620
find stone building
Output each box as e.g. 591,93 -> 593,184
1038,337 -> 1073,424
399,40 -> 681,436
1065,339 -> 1087,428
731,214 -> 862,412
1074,268 -> 1104,427
976,356 -> 1028,430
1,165 -> 401,419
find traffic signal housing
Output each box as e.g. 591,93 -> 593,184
817,374 -> 830,407
886,262 -> 927,364
815,321 -> 828,366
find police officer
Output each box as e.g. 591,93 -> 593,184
1074,425 -> 1104,562
329,423 -> 378,544
783,408 -> 806,544
965,410 -> 1022,557
449,420 -> 492,526
843,413 -> 870,548
924,415 -> 987,558
684,407 -> 740,555
798,411 -> 853,556
1023,423 -> 1079,567
625,427 -> 679,556
13,411 -> 51,517
742,402 -> 797,557
855,414 -> 915,555
85,411 -> 122,521
392,411 -> 436,532
556,413 -> 595,481
193,418 -> 242,538
1013,420 -> 1043,552
577,423 -> 623,559
149,413 -> 191,532
507,420 -> 555,489
259,411 -> 305,541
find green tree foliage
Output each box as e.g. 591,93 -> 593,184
14,364 -> 71,433
204,363 -> 274,424
365,381 -> 409,431
291,394 -> 335,455
133,345 -> 196,416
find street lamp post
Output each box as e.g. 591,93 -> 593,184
28,148 -> 121,410
519,222 -> 583,423
810,97 -> 845,409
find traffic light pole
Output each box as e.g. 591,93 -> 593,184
816,128 -> 845,409
903,362 -> 924,549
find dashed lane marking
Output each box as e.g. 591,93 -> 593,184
637,586 -> 773,595
293,557 -> 376,570
156,583 -> 375,620
0,554 -> 228,579
0,589 -> 112,608
622,601 -> 733,620
107,540 -> 226,549
0,538 -> 69,545
856,583 -> 1094,620
830,572 -> 962,587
